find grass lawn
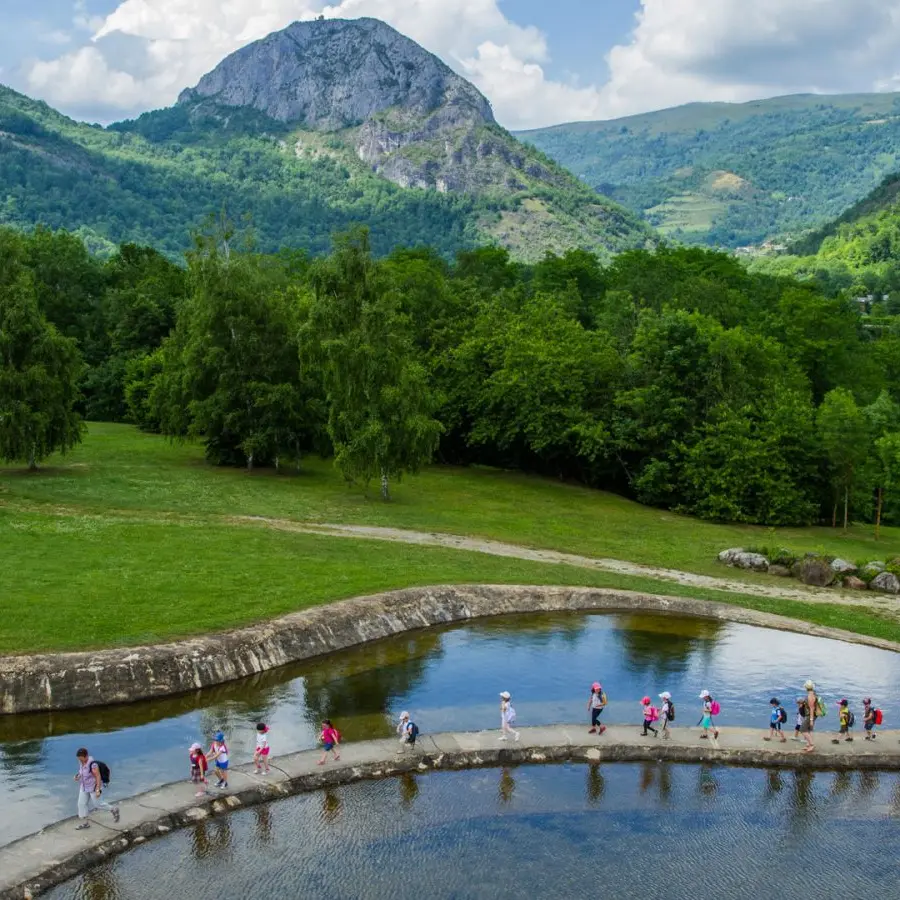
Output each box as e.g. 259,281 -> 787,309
2,422 -> 900,653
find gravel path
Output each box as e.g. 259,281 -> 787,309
234,517 -> 898,615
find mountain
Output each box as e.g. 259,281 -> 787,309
0,18 -> 650,261
518,93 -> 900,249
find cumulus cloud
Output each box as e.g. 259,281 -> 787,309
18,0 -> 900,128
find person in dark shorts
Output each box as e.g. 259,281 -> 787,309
764,697 -> 787,743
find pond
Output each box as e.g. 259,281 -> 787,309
2,611 -> 898,846
47,763 -> 900,900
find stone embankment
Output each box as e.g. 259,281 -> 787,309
4,585 -> 900,715
3,724 -> 899,899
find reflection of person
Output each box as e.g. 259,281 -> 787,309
587,682 -> 607,734
498,767 -> 516,804
499,691 -> 519,742
74,748 -> 119,831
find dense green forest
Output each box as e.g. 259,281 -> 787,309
519,93 -> 900,248
0,85 -> 649,262
6,223 -> 900,528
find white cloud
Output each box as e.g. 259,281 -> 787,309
19,0 -> 900,129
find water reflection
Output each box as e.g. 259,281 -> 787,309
4,611 -> 900,847
498,767 -> 516,805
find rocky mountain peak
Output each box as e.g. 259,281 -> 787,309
177,17 -> 495,131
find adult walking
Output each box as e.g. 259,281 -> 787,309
74,747 -> 119,830
800,680 -> 818,753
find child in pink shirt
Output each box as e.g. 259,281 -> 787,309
318,719 -> 341,765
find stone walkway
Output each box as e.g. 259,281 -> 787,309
3,725 -> 899,899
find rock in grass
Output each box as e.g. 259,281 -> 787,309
830,558 -> 857,576
719,549 -> 768,571
792,557 -> 835,587
842,575 -> 867,590
767,564 -> 793,577
870,571 -> 900,594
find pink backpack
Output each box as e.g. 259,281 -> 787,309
710,700 -> 721,716
649,706 -> 660,722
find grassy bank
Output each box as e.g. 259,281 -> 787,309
2,423 -> 900,653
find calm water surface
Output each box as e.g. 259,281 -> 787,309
47,763 -> 900,900
3,612 -> 899,845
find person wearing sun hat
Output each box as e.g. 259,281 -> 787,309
587,682 -> 608,734
698,690 -> 719,741
659,691 -> 674,739
800,679 -> 818,753
499,691 -> 519,742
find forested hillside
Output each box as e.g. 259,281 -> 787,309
518,93 -> 900,248
0,19 -> 650,262
6,222 -> 900,530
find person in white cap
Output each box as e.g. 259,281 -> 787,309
499,691 -> 519,742
659,692 -> 674,739
397,711 -> 419,751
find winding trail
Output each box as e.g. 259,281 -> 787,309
234,517 -> 897,614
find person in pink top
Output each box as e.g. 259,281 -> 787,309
318,719 -> 341,765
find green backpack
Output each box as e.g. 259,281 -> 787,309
814,697 -> 827,719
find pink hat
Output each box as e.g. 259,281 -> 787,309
592,682 -> 601,691
641,696 -> 651,705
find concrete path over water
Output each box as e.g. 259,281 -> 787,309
3,724 -> 899,899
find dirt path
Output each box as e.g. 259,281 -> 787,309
233,516 -> 899,615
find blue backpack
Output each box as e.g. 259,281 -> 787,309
408,722 -> 420,739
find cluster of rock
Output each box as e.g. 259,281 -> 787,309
718,548 -> 900,593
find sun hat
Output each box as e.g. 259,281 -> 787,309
641,696 -> 651,705
214,731 -> 225,742
592,682 -> 601,691
699,690 -> 710,699
659,691 -> 671,700
189,742 -> 202,751
803,680 -> 815,690
500,691 -> 511,700
399,711 -> 410,720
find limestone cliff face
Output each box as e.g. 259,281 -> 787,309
178,17 -> 494,132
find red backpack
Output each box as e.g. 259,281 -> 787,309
874,709 -> 884,726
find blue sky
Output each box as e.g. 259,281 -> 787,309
4,1 -> 900,129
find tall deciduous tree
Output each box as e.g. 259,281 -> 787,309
0,232 -> 83,469
156,228 -> 316,468
817,387 -> 870,530
308,228 -> 442,499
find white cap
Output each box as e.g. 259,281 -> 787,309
699,689 -> 710,699
659,692 -> 671,700
499,691 -> 511,700
398,711 -> 410,720
189,742 -> 202,751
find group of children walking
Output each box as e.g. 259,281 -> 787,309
181,684 -> 886,794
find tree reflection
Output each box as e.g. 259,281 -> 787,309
614,615 -> 724,679
301,633 -> 443,739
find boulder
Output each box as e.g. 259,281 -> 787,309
718,548 -> 744,565
861,562 -> 886,582
842,576 -> 867,590
792,558 -> 835,587
830,558 -> 857,576
767,564 -> 793,577
870,571 -> 900,594
867,561 -> 886,572
730,552 -> 769,572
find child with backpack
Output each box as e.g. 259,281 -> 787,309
318,719 -> 341,765
587,682 -> 608,735
659,692 -> 675,739
254,723 -> 271,775
189,742 -> 208,796
207,731 -> 230,789
499,691 -> 519,742
863,698 -> 882,740
641,696 -> 659,737
764,697 -> 787,743
397,711 -> 420,750
832,699 -> 854,744
698,690 -> 719,740
794,697 -> 807,741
